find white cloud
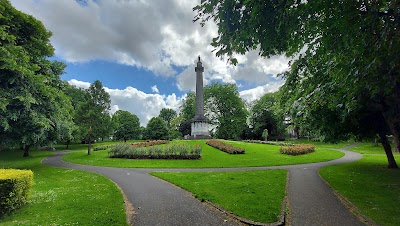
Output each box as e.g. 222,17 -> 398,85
68,79 -> 183,126
68,79 -> 91,89
239,81 -> 285,102
10,0 -> 290,86
151,85 -> 159,93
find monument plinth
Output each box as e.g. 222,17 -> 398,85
191,56 -> 210,139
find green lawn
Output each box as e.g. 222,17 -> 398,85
320,151 -> 400,226
152,170 -> 287,223
63,140 -> 344,168
0,149 -> 127,226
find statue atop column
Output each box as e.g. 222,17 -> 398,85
191,56 -> 210,139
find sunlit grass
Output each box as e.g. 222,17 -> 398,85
320,155 -> 400,226
152,170 -> 287,223
63,140 -> 344,168
0,149 -> 127,225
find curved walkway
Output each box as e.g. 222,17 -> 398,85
42,145 -> 366,226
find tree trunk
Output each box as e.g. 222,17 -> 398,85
66,141 -> 70,150
124,137 -> 127,143
88,137 -> 92,155
23,145 -> 30,157
389,122 -> 400,152
379,133 -> 399,168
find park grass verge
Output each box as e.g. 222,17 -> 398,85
63,140 -> 344,168
0,149 -> 127,226
151,170 -> 287,223
320,155 -> 400,226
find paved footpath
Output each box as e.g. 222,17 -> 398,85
42,145 -> 366,226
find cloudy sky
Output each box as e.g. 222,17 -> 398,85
10,0 -> 289,125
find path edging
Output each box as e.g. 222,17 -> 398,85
318,153 -> 378,226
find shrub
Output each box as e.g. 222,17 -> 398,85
131,140 -> 169,148
109,143 -> 201,159
0,169 -> 33,217
206,140 -> 245,154
244,140 -> 294,146
280,144 -> 315,156
94,145 -> 115,151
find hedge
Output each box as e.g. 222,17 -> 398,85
0,169 -> 33,217
109,143 -> 202,159
280,144 -> 315,156
206,140 -> 245,154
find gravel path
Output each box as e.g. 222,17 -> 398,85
42,144 -> 366,226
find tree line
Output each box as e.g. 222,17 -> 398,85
2,0 -> 399,168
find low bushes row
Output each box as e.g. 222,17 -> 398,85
131,140 -> 169,148
94,145 -> 115,151
109,143 -> 201,159
206,140 -> 245,154
280,144 -> 315,156
244,140 -> 294,146
0,169 -> 33,217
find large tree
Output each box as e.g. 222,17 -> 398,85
205,83 -> 247,140
143,117 -> 168,140
112,110 -> 141,142
75,80 -> 111,155
0,0 -> 74,156
249,92 -> 285,140
194,1 -> 400,168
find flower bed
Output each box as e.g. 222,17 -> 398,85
280,144 -> 315,156
206,140 -> 245,154
109,143 -> 201,159
244,140 -> 294,146
131,140 -> 169,148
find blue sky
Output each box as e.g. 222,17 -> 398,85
11,0 -> 289,125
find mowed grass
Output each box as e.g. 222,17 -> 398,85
63,140 -> 344,168
0,149 -> 127,226
320,143 -> 400,226
151,170 -> 287,223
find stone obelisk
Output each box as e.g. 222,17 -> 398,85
191,56 -> 210,138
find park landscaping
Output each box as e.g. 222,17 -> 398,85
0,149 -> 127,226
320,143 -> 400,226
108,142 -> 202,159
62,140 -> 345,168
151,170 -> 287,223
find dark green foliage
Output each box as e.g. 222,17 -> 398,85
112,110 -> 141,142
144,117 -> 168,140
0,169 -> 33,216
248,92 -> 285,140
0,0 -> 74,156
204,83 -> 248,140
74,80 -> 111,154
159,108 -> 177,127
195,0 -> 400,167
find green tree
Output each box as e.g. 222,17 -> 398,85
195,0 -> 400,168
249,92 -> 285,140
205,83 -> 247,140
144,117 -> 168,140
0,0 -> 74,156
112,110 -> 141,142
75,80 -> 111,155
159,108 -> 177,127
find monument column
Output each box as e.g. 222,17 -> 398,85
195,56 -> 205,119
190,56 -> 210,138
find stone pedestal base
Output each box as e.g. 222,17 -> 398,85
191,121 -> 210,139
